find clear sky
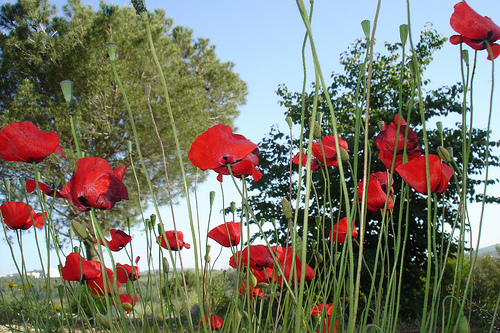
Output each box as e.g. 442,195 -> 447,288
0,0 -> 498,275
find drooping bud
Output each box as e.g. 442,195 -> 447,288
438,146 -> 452,163
96,313 -> 111,330
281,197 -> 293,219
458,313 -> 469,333
361,20 -> 371,39
122,302 -> 134,312
71,221 -> 88,240
399,24 -> 409,45
248,274 -> 258,288
339,147 -> 349,161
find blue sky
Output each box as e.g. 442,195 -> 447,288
1,0 -> 498,275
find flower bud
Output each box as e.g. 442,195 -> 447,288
209,191 -> 216,207
281,197 -> 293,219
313,120 -> 322,138
106,43 -> 117,61
155,314 -> 165,323
339,147 -> 349,161
204,255 -> 211,263
438,146 -> 452,163
285,116 -> 293,129
71,221 -> 88,240
230,201 -> 236,214
361,20 -> 371,39
315,252 -> 323,263
248,274 -> 258,288
399,24 -> 408,45
19,179 -> 26,189
458,314 -> 469,333
436,121 -> 443,134
96,313 -> 111,329
3,179 -> 10,195
162,257 -> 169,274
149,214 -> 156,228
233,309 -> 242,329
461,50 -> 469,66
126,280 -> 134,300
206,244 -> 211,255
144,84 -> 151,99
122,302 -> 134,312
60,80 -> 74,106
126,141 -> 133,154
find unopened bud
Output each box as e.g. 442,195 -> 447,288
209,191 -> 216,207
3,179 -> 10,195
106,43 -> 117,61
285,116 -> 293,130
230,201 -> 236,214
122,302 -> 134,312
339,147 -> 349,161
149,214 -> 156,228
204,255 -> 211,263
399,24 -> 408,45
315,252 -> 323,263
126,280 -> 134,299
281,197 -> 293,219
313,121 -> 322,138
461,50 -> 469,66
19,179 -> 26,189
458,314 -> 469,333
71,221 -> 88,240
248,274 -> 258,288
206,244 -> 211,255
407,60 -> 418,77
126,141 -> 133,154
144,84 -> 151,99
233,309 -> 242,329
256,283 -> 270,289
155,313 -> 164,323
96,313 -> 111,329
361,20 -> 370,39
438,146 -> 452,163
162,257 -> 169,274
436,121 -> 443,134
60,80 -> 74,105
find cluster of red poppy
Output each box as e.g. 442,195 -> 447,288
60,252 -> 139,312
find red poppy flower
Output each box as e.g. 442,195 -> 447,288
229,244 -> 274,271
0,201 -> 46,230
450,1 -> 500,60
157,230 -> 191,251
311,136 -> 348,167
292,152 -> 321,171
118,294 -> 137,314
317,316 -> 338,333
395,154 -> 454,195
374,115 -> 422,170
59,157 -> 128,211
116,256 -> 141,284
358,171 -> 394,212
0,121 -> 66,163
60,252 -> 102,282
311,303 -> 333,317
26,180 -> 63,198
273,246 -> 315,285
101,229 -> 132,252
207,222 -> 241,247
238,281 -> 264,299
200,314 -> 223,330
188,124 -> 262,182
329,218 -> 358,243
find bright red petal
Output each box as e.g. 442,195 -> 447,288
207,222 -> 241,247
450,2 -> 500,41
396,155 -> 443,194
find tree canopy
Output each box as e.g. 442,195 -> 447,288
0,0 -> 247,257
247,27 -> 500,318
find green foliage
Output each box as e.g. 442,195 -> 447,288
247,27 -> 500,320
0,0 -> 247,255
